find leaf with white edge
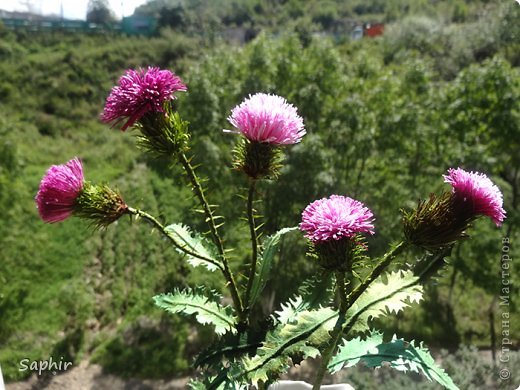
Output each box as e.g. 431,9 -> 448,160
328,330 -> 384,373
329,331 -> 459,390
275,273 -> 335,324
249,227 -> 298,307
240,307 -> 338,385
164,223 -> 222,271
345,270 -> 423,334
275,295 -> 306,325
154,288 -> 236,335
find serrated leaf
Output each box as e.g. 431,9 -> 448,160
249,227 -> 298,307
233,270 -> 423,385
164,223 -> 222,271
345,270 -> 423,334
154,288 -> 236,335
274,273 -> 334,325
240,307 -> 338,384
329,331 -> 459,390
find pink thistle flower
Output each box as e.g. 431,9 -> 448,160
101,67 -> 187,131
444,168 -> 506,226
35,158 -> 84,223
300,195 -> 375,243
228,93 -> 305,145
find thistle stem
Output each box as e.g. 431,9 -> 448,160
312,272 -> 349,389
127,207 -> 222,269
177,152 -> 244,319
347,241 -> 408,305
244,179 -> 259,314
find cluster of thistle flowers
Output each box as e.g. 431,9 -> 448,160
36,66 -> 506,271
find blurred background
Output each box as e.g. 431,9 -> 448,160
0,0 -> 518,388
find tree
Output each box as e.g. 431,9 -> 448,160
86,0 -> 115,24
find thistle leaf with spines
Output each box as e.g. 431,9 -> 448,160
164,223 -> 222,271
274,272 -> 334,325
344,270 -> 423,334
233,270 -> 423,384
240,306 -> 338,384
248,227 -> 298,308
154,287 -> 237,335
329,330 -> 459,390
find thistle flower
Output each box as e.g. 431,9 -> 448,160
35,157 -> 84,223
403,168 -> 506,250
300,195 -> 375,243
101,67 -> 187,131
228,93 -> 305,145
36,158 -> 128,227
300,195 -> 375,271
443,168 -> 506,226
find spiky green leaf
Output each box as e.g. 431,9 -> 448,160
235,270 -> 423,384
249,227 -> 298,307
154,288 -> 236,335
164,223 -> 222,271
240,307 -> 338,384
274,273 -> 335,325
329,331 -> 459,390
344,270 -> 423,334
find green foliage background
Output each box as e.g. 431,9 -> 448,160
0,0 -> 518,385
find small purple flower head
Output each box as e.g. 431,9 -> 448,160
228,93 -> 305,145
300,195 -> 375,244
443,168 -> 506,226
101,67 -> 187,131
35,158 -> 84,223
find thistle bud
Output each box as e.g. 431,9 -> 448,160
74,182 -> 128,228
232,138 -> 283,179
402,192 -> 470,251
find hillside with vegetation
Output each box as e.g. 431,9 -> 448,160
0,0 -> 518,387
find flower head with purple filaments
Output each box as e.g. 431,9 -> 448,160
228,93 -> 305,145
35,157 -> 84,223
101,67 -> 187,131
300,195 -> 375,243
444,167 -> 506,226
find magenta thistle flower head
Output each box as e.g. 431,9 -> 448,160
35,157 -> 84,223
300,195 -> 375,244
101,67 -> 187,131
228,93 -> 305,145
443,168 -> 506,226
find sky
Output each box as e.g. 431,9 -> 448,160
0,0 -> 149,20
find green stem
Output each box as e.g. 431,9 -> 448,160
177,152 -> 244,319
347,241 -> 408,306
244,179 -> 259,314
127,207 -> 222,269
312,272 -> 348,389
